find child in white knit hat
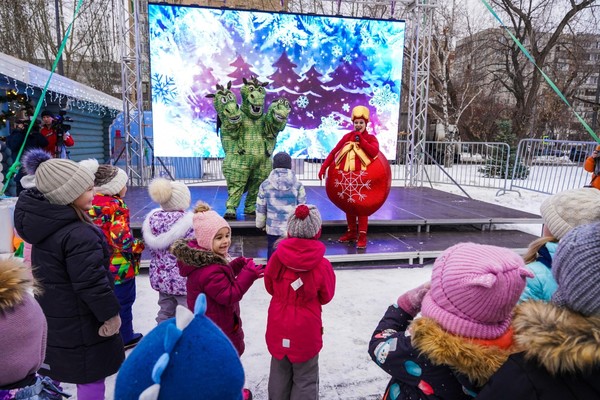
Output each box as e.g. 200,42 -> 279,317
520,187 -> 600,302
14,149 -> 124,400
142,178 -> 194,324
170,201 -> 264,400
264,204 -> 336,399
82,159 -> 145,349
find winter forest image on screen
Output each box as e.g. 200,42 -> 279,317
148,4 -> 406,159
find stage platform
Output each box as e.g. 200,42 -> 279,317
128,186 -> 542,266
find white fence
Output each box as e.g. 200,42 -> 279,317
147,139 -> 599,196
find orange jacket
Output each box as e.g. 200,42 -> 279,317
584,153 -> 600,190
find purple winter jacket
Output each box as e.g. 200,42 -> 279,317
142,208 -> 193,296
170,238 -> 261,355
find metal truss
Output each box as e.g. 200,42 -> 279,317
119,0 -> 146,185
405,0 -> 435,186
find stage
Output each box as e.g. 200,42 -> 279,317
128,185 -> 542,266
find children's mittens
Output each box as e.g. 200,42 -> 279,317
99,314 -> 122,337
244,259 -> 265,278
396,281 -> 431,316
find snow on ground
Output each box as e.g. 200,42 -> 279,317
64,182 -> 550,399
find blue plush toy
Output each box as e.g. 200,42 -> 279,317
114,294 -> 245,400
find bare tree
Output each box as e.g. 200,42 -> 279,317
0,0 -> 121,96
488,0 -> 597,139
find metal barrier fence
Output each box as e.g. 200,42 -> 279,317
509,139 -> 598,194
144,139 -> 599,196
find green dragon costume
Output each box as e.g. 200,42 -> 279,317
207,77 -> 291,219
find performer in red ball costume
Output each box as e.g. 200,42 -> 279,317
318,106 -> 391,249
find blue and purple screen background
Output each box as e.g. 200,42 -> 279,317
148,4 -> 405,159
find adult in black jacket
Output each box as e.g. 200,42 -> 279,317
477,222 -> 600,400
6,119 -> 48,194
13,149 -> 124,399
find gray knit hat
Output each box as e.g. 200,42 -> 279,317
148,178 -> 191,211
539,188 -> 600,239
273,152 -> 292,170
287,204 -> 322,239
34,158 -> 95,205
551,222 -> 600,316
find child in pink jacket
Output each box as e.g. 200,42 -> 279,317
264,204 -> 336,400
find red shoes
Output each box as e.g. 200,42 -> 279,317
242,388 -> 253,400
338,230 -> 357,243
356,232 -> 367,249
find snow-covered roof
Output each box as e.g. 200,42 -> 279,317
0,51 -> 122,110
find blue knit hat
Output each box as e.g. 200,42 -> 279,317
114,294 -> 245,400
551,222 -> 600,316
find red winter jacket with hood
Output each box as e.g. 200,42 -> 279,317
264,237 -> 336,363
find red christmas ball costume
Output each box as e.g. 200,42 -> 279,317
319,106 -> 391,248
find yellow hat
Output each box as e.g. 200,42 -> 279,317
351,106 -> 370,122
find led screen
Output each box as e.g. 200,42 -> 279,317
148,4 -> 405,159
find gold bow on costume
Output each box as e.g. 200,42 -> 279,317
334,141 -> 372,172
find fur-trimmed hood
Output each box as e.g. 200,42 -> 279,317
0,258 -> 35,311
514,300 -> 600,375
170,238 -> 228,276
411,317 -> 515,387
142,209 -> 193,250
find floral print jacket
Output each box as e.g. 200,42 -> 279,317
89,194 -> 144,284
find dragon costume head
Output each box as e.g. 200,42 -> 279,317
206,82 -> 241,126
241,76 -> 268,120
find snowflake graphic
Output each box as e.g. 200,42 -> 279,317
274,19 -> 308,48
360,27 -> 376,48
369,84 -> 399,111
152,73 -> 177,104
334,171 -> 372,203
343,54 -> 353,62
332,45 -> 343,57
307,111 -> 314,118
296,95 -> 309,109
342,103 -> 350,112
319,115 -> 339,131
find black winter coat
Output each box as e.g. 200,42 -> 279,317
6,127 -> 48,155
369,305 -> 515,400
13,189 -> 124,384
476,301 -> 600,400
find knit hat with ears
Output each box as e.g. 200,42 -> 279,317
79,159 -> 128,196
420,243 -> 533,340
551,222 -> 600,316
114,294 -> 245,400
22,148 -> 95,205
192,201 -> 230,251
287,204 -> 322,239
273,152 -> 292,170
148,178 -> 191,211
0,258 -> 47,387
539,188 -> 600,240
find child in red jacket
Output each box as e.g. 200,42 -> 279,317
170,201 -> 263,400
264,204 -> 336,399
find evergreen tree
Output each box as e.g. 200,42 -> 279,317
227,55 -> 258,89
478,120 -> 529,179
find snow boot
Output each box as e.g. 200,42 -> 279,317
242,388 -> 253,400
